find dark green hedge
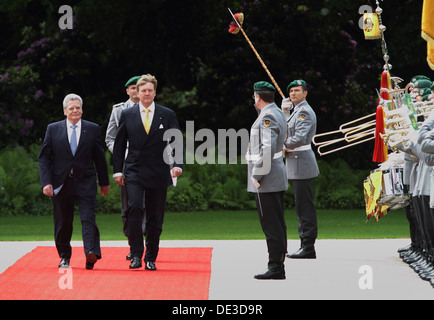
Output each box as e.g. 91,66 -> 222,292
0,145 -> 369,216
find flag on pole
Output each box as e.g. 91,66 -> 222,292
228,13 -> 244,34
422,0 -> 434,70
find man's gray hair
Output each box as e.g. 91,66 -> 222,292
63,93 -> 83,109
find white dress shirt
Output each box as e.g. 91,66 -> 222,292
140,101 -> 155,126
66,119 -> 81,145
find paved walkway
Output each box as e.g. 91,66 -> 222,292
1,239 -> 433,300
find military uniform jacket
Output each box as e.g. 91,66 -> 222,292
105,99 -> 135,153
285,100 -> 319,180
247,103 -> 288,193
419,119 -> 434,206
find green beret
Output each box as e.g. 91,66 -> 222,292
414,79 -> 432,89
287,79 -> 307,92
253,81 -> 275,92
422,94 -> 431,101
411,75 -> 431,83
125,76 -> 141,88
418,88 -> 431,96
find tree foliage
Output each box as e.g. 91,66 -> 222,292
0,0 -> 431,169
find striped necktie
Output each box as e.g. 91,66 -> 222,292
70,124 -> 77,155
143,108 -> 151,134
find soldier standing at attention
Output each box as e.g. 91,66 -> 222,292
247,81 -> 288,280
282,80 -> 320,259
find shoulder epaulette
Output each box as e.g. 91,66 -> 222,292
112,102 -> 124,109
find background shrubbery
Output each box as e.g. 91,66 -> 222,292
0,145 -> 369,217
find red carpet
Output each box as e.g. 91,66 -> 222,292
0,246 -> 212,300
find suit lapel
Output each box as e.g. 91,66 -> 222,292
133,105 -> 147,136
148,104 -> 162,136
76,121 -> 87,154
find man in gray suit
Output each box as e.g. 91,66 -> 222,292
247,81 -> 288,280
282,79 -> 320,259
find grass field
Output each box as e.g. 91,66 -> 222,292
0,209 -> 410,241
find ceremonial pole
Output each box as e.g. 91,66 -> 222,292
228,8 -> 285,99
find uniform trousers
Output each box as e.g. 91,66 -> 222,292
420,195 -> 434,252
52,176 -> 101,259
255,191 -> 287,254
289,179 -> 318,243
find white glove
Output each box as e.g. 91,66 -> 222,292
251,177 -> 260,189
281,98 -> 292,120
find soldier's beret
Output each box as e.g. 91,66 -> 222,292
414,79 -> 432,89
411,75 -> 431,83
253,81 -> 275,91
418,88 -> 431,96
125,76 -> 141,88
287,79 -> 307,92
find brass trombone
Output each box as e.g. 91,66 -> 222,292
312,113 -> 376,156
313,81 -> 433,156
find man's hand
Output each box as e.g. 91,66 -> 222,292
42,184 -> 54,197
100,185 -> 110,197
114,176 -> 125,186
281,97 -> 292,120
171,167 -> 183,178
251,177 -> 260,189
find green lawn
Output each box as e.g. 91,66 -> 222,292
0,209 -> 410,241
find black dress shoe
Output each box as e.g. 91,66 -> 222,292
86,251 -> 97,270
145,261 -> 157,271
126,252 -> 132,260
59,257 -> 70,268
129,257 -> 142,269
287,246 -> 316,259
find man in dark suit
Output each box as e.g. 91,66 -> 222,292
113,74 -> 183,270
38,93 -> 110,269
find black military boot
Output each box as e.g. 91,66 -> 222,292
287,239 -> 316,259
254,253 -> 286,280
